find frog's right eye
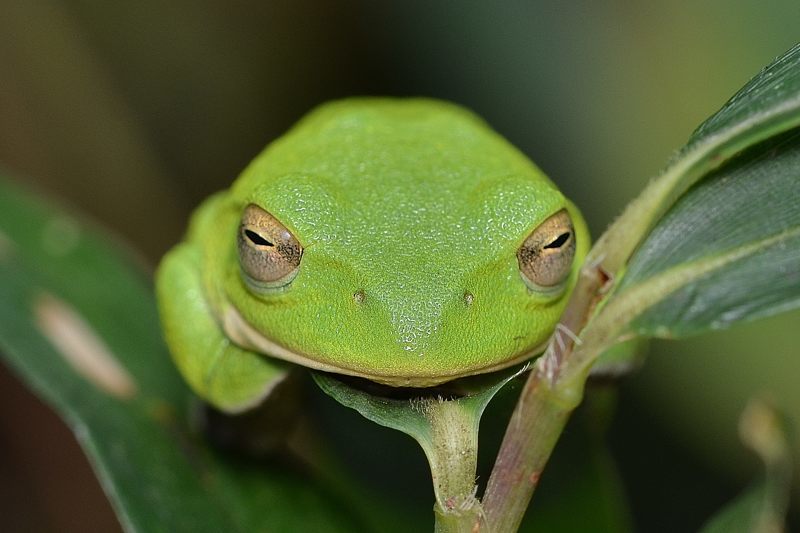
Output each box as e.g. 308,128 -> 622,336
516,209 -> 576,290
237,204 -> 303,288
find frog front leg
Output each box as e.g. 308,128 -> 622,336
156,240 -> 290,414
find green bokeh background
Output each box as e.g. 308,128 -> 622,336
0,1 -> 798,531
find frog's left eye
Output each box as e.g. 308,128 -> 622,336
237,204 -> 303,288
516,209 -> 576,290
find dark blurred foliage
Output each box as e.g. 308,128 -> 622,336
0,1 -> 798,531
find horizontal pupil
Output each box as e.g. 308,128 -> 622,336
543,232 -> 570,250
245,229 -> 273,247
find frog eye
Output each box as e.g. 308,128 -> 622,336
237,204 -> 303,288
516,209 -> 576,289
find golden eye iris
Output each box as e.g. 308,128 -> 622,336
237,204 -> 303,287
516,209 -> 576,289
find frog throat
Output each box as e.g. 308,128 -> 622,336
222,306 -> 547,387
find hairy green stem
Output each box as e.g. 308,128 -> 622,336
480,368 -> 584,532
480,264 -> 608,532
425,400 -> 485,532
435,506 -> 483,533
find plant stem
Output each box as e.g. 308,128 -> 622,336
480,367 -> 585,532
426,399 -> 485,533
480,264 -> 609,532
435,506 -> 484,533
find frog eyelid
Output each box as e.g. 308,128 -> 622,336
237,204 -> 303,289
516,209 -> 576,291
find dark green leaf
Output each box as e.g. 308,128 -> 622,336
687,43 -> 800,150
0,176 -> 363,532
568,45 -> 800,371
587,43 -> 800,278
617,129 -> 800,338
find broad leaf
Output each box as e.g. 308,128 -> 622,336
568,45 -> 800,369
588,43 -> 800,277
0,176 -> 363,532
619,130 -> 800,338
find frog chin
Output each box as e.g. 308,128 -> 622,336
222,306 -> 547,387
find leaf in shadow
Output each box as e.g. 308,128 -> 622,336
0,176 -> 365,532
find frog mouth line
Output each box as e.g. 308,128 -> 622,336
222,306 -> 548,387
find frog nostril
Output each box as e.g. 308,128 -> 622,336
353,288 -> 367,304
463,291 -> 475,307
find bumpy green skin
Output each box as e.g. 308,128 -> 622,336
157,98 -> 589,413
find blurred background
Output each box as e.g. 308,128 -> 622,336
0,1 -> 798,531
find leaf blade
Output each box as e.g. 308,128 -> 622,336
617,129 -> 800,339
588,43 -> 800,278
0,175 -> 362,533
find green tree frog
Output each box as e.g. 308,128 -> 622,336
156,99 -> 589,413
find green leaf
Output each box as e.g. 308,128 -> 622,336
699,399 -> 792,533
0,175 -> 363,532
619,130 -> 800,338
686,43 -> 800,150
566,44 -> 800,371
588,43 -> 800,277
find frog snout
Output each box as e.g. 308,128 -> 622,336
349,284 -> 477,356
350,287 -> 475,308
